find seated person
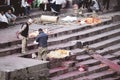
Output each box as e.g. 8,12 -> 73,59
50,0 -> 66,15
39,0 -> 51,11
5,9 -> 17,24
89,0 -> 100,12
0,11 -> 8,28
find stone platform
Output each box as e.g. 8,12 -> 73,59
0,57 -> 49,80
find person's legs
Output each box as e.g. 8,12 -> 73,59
42,48 -> 47,61
39,3 -> 45,11
38,47 -> 47,60
19,35 -> 27,53
22,37 -> 27,53
24,7 -> 27,16
102,0 -> 106,10
102,0 -> 109,10
11,14 -> 17,19
56,4 -> 62,13
38,47 -> 44,60
106,0 -> 110,10
27,6 -> 30,15
0,22 -> 8,28
10,14 -> 17,23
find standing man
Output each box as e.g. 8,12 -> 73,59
18,18 -> 33,54
35,28 -> 48,61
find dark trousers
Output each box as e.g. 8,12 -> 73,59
51,3 -> 62,13
22,6 -> 30,16
0,22 -> 8,28
103,0 -> 110,10
39,3 -> 51,11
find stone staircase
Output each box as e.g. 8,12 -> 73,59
0,12 -> 120,80
48,14 -> 120,80
0,17 -> 113,56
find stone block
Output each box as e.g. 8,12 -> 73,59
112,15 -> 120,22
0,57 -> 49,80
62,61 -> 76,68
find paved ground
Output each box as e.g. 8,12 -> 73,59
0,11 -> 120,44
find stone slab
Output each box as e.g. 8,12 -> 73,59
0,57 -> 49,80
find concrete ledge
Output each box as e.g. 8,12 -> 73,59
0,57 -> 49,80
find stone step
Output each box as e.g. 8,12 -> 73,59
0,32 -> 119,57
96,43 -> 120,55
49,61 -> 77,77
76,55 -> 92,62
48,58 -> 75,69
4,47 -> 80,64
75,70 -> 117,80
75,46 -> 120,67
0,39 -> 21,49
18,48 -> 119,79
81,28 -> 120,46
48,22 -> 120,46
48,40 -> 78,50
112,51 -> 120,58
0,22 -> 114,56
49,64 -> 109,80
89,36 -> 120,50
103,54 -> 118,60
19,48 -> 77,68
0,43 -> 37,57
48,18 -> 112,38
0,19 -> 117,55
76,59 -> 101,67
0,38 -> 34,49
71,48 -> 86,56
49,67 -> 69,77
49,70 -> 80,80
76,54 -> 120,71
102,76 -> 120,80
48,32 -> 120,51
112,59 -> 120,65
0,17 -> 112,49
61,61 -> 76,68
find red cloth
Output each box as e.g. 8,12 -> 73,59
27,0 -> 33,4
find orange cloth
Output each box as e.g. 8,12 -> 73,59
85,17 -> 101,24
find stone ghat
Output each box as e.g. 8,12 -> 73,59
0,12 -> 120,80
0,16 -> 112,57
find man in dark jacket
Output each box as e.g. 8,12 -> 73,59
18,18 -> 33,54
35,28 -> 48,61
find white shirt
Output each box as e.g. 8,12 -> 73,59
0,13 -> 8,23
21,0 -> 29,7
92,0 -> 99,10
40,0 -> 48,3
7,0 -> 10,5
51,0 -> 66,5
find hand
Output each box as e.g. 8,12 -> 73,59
16,31 -> 20,39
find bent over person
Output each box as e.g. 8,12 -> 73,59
35,28 -> 48,61
18,18 -> 33,54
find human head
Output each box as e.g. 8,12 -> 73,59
0,10 -> 4,15
27,18 -> 33,25
8,10 -> 12,13
38,28 -> 43,33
